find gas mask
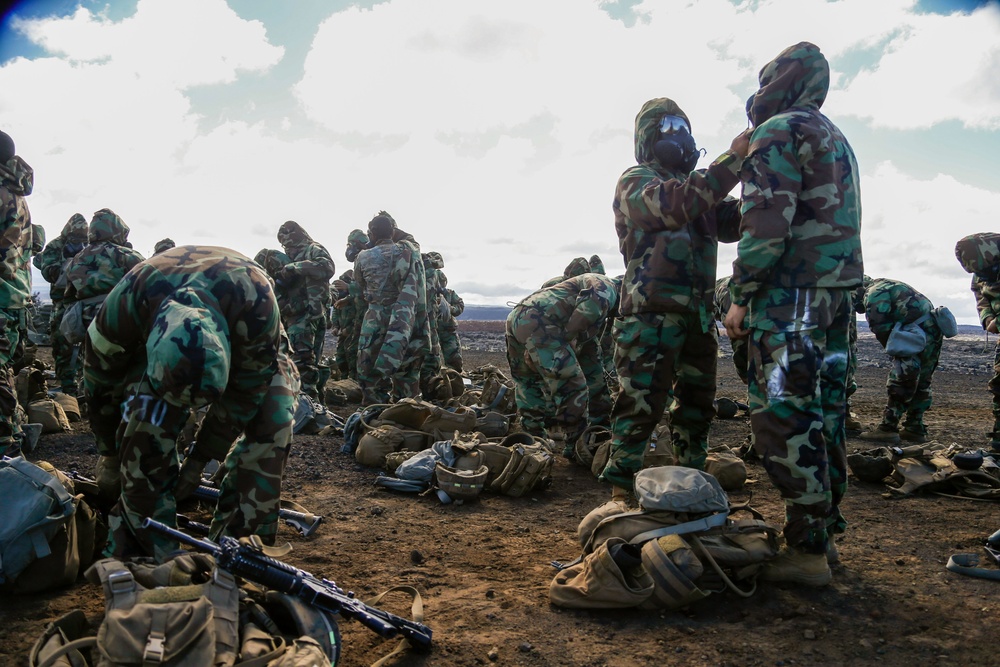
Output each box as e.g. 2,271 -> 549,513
652,114 -> 701,172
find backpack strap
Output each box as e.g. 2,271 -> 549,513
363,585 -> 425,667
90,558 -> 139,610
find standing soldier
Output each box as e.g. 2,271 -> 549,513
419,252 -> 445,396
600,97 -> 748,495
331,270 -> 361,379
437,271 -> 465,372
63,208 -> 145,335
724,42 -> 863,585
355,213 -> 427,404
0,130 -> 34,455
276,221 -> 335,400
955,232 -> 1000,451
37,213 -> 89,395
506,273 -> 618,456
858,276 -> 943,445
714,276 -> 750,386
85,246 -> 297,561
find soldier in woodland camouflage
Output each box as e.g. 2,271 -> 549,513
0,130 -> 34,455
64,208 -> 145,332
437,271 -> 465,372
600,98 -> 749,493
857,277 -> 942,444
330,270 -> 362,379
355,213 -> 429,404
419,252 -> 445,396
955,232 -> 1000,450
84,246 -> 298,562
724,43 -> 863,585
36,213 -> 89,394
506,273 -> 618,455
276,221 -> 335,399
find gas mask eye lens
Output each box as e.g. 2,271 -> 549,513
658,115 -> 690,135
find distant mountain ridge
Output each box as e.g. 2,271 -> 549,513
458,305 -> 513,321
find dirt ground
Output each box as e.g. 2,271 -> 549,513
2,322 -> 1000,667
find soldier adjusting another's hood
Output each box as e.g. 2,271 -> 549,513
633,97 -> 691,167
89,208 -> 131,245
746,41 -> 829,128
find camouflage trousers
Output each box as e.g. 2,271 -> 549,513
49,302 -> 81,394
286,315 -> 326,399
106,363 -> 297,562
439,325 -> 464,372
419,317 -> 444,398
747,299 -> 850,554
334,324 -> 359,379
601,312 -> 717,490
505,309 -> 606,444
0,308 -> 25,453
731,336 -> 750,386
879,329 -> 943,434
357,303 -> 420,404
990,338 -> 1000,423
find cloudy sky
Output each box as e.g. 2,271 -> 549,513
1,0 -> 998,322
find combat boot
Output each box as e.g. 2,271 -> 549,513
858,424 -> 900,444
899,429 -> 928,444
761,545 -> 832,587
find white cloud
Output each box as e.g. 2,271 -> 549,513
833,3 -> 1000,129
2,0 -> 999,316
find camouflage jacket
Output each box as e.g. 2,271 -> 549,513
356,239 -> 409,306
254,248 -> 306,322
731,42 -> 863,319
331,279 -> 361,331
277,222 -> 335,320
615,97 -> 742,332
862,278 -> 935,347
84,246 -> 286,453
0,156 -> 34,309
37,213 -> 88,303
713,276 -> 732,322
65,209 -> 145,302
971,277 -> 1000,331
510,273 -> 618,346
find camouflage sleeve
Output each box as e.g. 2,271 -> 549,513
863,288 -> 895,346
0,190 -> 20,282
615,153 -> 740,232
565,288 -> 613,340
285,245 -> 335,282
730,128 -> 799,306
715,196 -> 742,244
972,278 -> 998,329
446,289 -> 464,316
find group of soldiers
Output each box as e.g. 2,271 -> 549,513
1,41 -> 998,589
500,41 -> 1000,590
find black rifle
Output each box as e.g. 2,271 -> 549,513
142,518 -> 432,651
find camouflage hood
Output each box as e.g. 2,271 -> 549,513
0,155 -> 34,196
61,213 -> 89,244
588,254 -> 606,275
633,98 -> 691,166
955,232 -> 1000,278
563,257 -> 590,279
747,41 -> 829,127
277,220 -> 313,250
146,288 -> 232,408
89,208 -> 130,245
254,248 -> 291,278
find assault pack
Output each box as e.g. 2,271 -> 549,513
549,466 -> 779,611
